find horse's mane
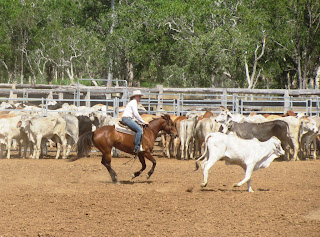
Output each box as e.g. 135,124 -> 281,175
149,114 -> 170,123
149,117 -> 162,123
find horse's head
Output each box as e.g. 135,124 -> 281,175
161,114 -> 177,136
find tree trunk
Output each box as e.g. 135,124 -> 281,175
127,61 -> 134,86
20,29 -> 24,85
107,0 -> 115,87
315,66 -> 320,89
245,34 -> 266,89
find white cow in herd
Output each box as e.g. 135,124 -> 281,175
195,132 -> 285,192
17,115 -> 67,159
180,115 -> 198,160
0,115 -> 28,159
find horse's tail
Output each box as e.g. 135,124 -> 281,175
69,131 -> 94,162
195,134 -> 211,171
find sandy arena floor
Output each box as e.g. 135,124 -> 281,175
0,154 -> 319,236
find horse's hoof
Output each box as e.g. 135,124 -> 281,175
146,174 -> 150,179
233,183 -> 240,187
201,182 -> 207,188
112,180 -> 119,184
131,174 -> 136,179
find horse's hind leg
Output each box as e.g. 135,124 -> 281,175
101,153 -> 118,183
132,153 -> 146,179
144,152 -> 157,179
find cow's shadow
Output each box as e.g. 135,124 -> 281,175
201,188 -> 243,193
201,188 -> 270,192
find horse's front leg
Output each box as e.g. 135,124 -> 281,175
132,153 -> 146,179
144,152 -> 157,179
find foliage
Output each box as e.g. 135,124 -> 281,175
0,0 -> 319,89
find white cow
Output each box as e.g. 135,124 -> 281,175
180,116 -> 198,160
299,116 -> 320,159
193,116 -> 221,157
0,115 -> 28,159
270,116 -> 318,160
62,114 -> 79,158
195,133 -> 284,192
244,114 -> 268,123
17,115 -> 67,159
215,108 -> 246,124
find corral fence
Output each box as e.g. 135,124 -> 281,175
0,80 -> 320,116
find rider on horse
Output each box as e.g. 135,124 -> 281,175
121,90 -> 149,153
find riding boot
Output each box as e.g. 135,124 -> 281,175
134,145 -> 140,154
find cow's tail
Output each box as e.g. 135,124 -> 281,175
68,131 -> 94,162
195,134 -> 211,171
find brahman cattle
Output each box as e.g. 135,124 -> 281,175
180,115 -> 198,160
195,133 -> 285,192
17,115 -> 67,159
0,115 -> 28,159
216,110 -> 293,160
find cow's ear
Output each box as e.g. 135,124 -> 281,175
16,121 -> 22,128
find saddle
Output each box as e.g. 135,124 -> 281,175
115,120 -> 144,135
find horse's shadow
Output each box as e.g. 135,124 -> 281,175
120,180 -> 153,185
100,180 -> 153,185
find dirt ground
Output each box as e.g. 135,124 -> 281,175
0,154 -> 319,237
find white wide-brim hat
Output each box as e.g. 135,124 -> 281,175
130,90 -> 143,98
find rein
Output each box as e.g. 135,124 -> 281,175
122,156 -> 137,168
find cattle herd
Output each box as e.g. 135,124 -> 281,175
0,100 -> 319,191
0,100 -> 124,159
163,108 -> 319,162
0,100 -> 319,161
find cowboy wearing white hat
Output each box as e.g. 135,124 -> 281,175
121,90 -> 148,153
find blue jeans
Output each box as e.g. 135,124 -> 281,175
122,117 -> 143,150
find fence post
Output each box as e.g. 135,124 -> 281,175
48,91 -> 53,100
317,97 -> 319,116
221,88 -> 227,107
9,84 -> 17,105
181,93 -> 184,115
77,82 -> 81,107
156,85 -> 163,116
59,92 -> 64,101
45,98 -> 48,116
113,98 -> 116,117
308,99 -> 312,116
284,90 -> 290,113
177,94 -> 181,116
85,90 -> 91,107
41,97 -> 44,116
148,91 -> 151,114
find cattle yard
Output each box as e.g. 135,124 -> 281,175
0,82 -> 320,236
